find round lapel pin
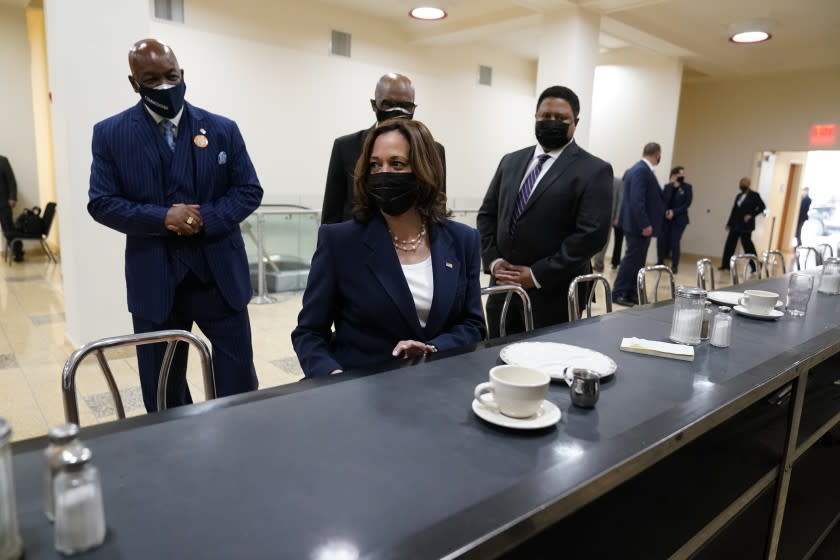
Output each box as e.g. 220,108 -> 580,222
193,134 -> 209,148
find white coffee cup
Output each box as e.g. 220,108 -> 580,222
474,365 -> 550,418
738,289 -> 778,314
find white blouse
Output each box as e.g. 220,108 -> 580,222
401,256 -> 434,328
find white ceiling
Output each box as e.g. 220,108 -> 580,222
319,0 -> 840,79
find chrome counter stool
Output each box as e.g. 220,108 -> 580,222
696,258 -> 715,291
568,273 -> 612,322
730,254 -> 761,285
794,246 -> 821,270
762,250 -> 787,278
481,285 -> 534,338
636,265 -> 675,305
816,243 -> 833,262
61,330 -> 215,425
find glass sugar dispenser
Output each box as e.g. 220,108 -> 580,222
669,286 -> 707,345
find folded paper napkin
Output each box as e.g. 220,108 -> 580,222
620,337 -> 695,361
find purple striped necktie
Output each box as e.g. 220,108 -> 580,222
510,153 -> 551,234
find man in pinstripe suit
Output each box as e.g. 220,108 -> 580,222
88,39 -> 263,412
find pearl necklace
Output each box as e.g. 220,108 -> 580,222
389,224 -> 426,252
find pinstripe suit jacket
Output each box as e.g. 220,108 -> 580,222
88,101 -> 263,323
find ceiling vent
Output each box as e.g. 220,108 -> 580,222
478,65 -> 493,86
153,0 -> 184,23
331,30 -> 352,58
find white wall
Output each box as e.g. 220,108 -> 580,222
152,0 -> 538,210
0,5 -> 39,209
44,0 -> 150,345
589,47 -> 684,185
673,66 -> 840,257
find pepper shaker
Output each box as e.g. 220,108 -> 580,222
700,301 -> 713,341
53,445 -> 106,555
44,423 -> 81,522
0,418 -> 23,560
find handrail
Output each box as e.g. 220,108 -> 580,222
762,250 -> 787,278
696,258 -> 715,291
636,265 -> 675,305
568,274 -> 612,322
729,254 -> 761,285
61,330 -> 215,425
481,285 -> 534,338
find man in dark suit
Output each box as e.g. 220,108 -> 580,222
321,73 -> 446,224
656,166 -> 693,274
477,85 -> 613,336
0,155 -> 22,261
612,143 -> 665,307
88,39 -> 263,412
796,187 -> 811,247
719,177 -> 766,272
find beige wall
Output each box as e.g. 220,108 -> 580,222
0,5 -> 39,210
151,0 -> 539,210
673,66 -> 840,258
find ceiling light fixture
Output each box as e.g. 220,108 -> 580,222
409,7 -> 447,21
730,30 -> 771,44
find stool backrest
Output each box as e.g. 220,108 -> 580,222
761,250 -> 787,278
696,258 -> 715,291
730,254 -> 760,285
637,265 -> 675,305
568,273 -> 612,321
480,285 -> 534,339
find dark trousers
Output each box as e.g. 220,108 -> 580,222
795,220 -> 806,247
610,225 -> 624,267
132,273 -> 258,412
721,229 -> 757,271
612,233 -> 651,301
0,206 -> 22,259
656,221 -> 688,272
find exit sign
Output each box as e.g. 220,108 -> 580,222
810,123 -> 837,147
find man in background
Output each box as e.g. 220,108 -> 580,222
656,166 -> 693,274
0,155 -> 22,261
796,186 -> 811,247
719,177 -> 765,272
478,85 -> 612,334
321,73 -> 446,224
592,175 -> 624,272
612,143 -> 665,307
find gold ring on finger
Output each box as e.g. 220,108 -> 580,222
186,216 -> 195,225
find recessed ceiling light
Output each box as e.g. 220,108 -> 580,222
409,7 -> 447,21
730,30 -> 771,44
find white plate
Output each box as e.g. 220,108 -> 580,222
733,305 -> 785,321
707,291 -> 783,308
472,399 -> 561,430
499,341 -> 617,382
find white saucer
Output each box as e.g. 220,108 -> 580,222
499,341 -> 617,382
733,305 -> 784,320
472,399 -> 561,430
707,291 -> 783,309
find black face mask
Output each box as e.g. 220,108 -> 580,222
739,184 -> 749,192
376,108 -> 414,123
535,120 -> 570,151
366,173 -> 418,216
676,176 -> 685,184
139,81 -> 186,119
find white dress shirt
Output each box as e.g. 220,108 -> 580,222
145,105 -> 185,137
401,256 -> 434,328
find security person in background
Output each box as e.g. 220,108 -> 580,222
656,166 -> 692,274
0,155 -> 22,261
321,73 -> 446,224
719,177 -> 765,272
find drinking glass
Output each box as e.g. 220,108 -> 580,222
787,273 -> 814,317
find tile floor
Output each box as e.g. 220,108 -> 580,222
0,251 -> 741,442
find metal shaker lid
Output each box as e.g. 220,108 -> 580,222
676,286 -> 707,299
57,445 -> 93,471
48,423 -> 80,445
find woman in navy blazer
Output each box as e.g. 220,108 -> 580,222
292,119 -> 485,377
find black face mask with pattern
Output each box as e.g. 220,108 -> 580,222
138,81 -> 186,119
366,173 -> 418,216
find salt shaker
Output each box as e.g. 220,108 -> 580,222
710,306 -> 733,348
700,301 -> 713,341
0,418 -> 24,560
53,445 -> 106,555
669,286 -> 707,345
45,423 -> 81,522
818,257 -> 840,295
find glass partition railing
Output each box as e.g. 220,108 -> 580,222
242,205 -> 319,303
242,205 -> 480,303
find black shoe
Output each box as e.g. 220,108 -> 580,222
672,267 -> 678,275
614,295 -> 637,307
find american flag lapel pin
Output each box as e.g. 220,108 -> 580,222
445,262 -> 453,269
